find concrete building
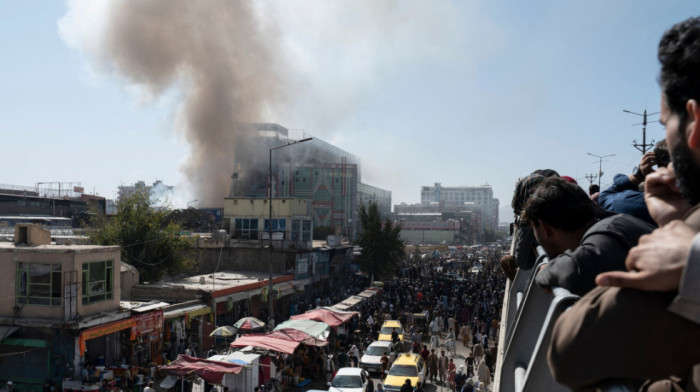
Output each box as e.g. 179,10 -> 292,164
117,180 -> 175,204
420,183 -> 499,230
0,224 -> 126,388
229,123 -> 391,240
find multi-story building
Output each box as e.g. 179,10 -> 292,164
117,180 -> 175,204
0,224 -> 129,388
420,183 -> 499,230
229,123 -> 391,241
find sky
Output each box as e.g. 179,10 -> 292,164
1,1 -> 697,222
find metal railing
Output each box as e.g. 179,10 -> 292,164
496,233 -> 636,392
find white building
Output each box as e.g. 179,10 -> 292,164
420,183 -> 499,230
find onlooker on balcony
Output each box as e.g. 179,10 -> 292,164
520,177 -> 654,296
548,16 -> 700,390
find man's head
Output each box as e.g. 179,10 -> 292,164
588,184 -> 600,196
659,17 -> 700,205
521,177 -> 598,257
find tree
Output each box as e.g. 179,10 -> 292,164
313,225 -> 334,240
88,192 -> 195,282
355,201 -> 405,281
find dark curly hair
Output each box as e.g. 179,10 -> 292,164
521,177 -> 598,232
658,17 -> 700,126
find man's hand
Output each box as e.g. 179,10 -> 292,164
644,165 -> 692,226
596,220 -> 695,291
639,151 -> 657,176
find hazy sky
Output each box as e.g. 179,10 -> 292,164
2,1 -> 696,221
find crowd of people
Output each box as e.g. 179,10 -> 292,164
500,16 -> 700,392
239,245 -> 509,392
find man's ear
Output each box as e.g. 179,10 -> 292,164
685,99 -> 700,149
535,220 -> 555,241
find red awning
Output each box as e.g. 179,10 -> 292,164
290,308 -> 358,327
160,355 -> 243,384
269,328 -> 328,347
230,333 -> 300,354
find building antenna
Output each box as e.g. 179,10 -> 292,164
623,105 -> 660,154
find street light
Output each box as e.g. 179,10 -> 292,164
267,137 -> 312,330
186,199 -> 198,208
587,153 -> 615,188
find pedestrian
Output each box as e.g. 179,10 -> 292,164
399,379 -> 412,392
460,324 -> 470,348
447,358 -> 456,390
144,382 -> 155,392
366,377 -> 374,392
438,350 -> 448,383
325,354 -> 335,382
477,358 -> 491,391
430,332 -> 440,352
427,349 -> 438,383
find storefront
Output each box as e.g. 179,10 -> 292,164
130,309 -> 164,366
79,317 -> 136,366
163,303 -> 212,361
214,289 -> 257,327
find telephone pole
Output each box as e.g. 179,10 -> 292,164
584,173 -> 598,186
623,108 -> 659,154
587,153 -> 615,188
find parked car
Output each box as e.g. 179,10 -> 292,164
383,353 -> 426,392
360,341 -> 397,374
328,367 -> 371,392
378,320 -> 404,344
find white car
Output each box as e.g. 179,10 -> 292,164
328,367 -> 371,392
360,341 -> 396,374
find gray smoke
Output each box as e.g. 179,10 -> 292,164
64,0 -> 285,207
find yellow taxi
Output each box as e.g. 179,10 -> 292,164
383,353 -> 426,392
378,320 -> 404,344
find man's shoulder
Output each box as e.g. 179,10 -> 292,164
586,214 -> 655,237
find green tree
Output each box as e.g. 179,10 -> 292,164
313,225 -> 334,240
356,201 -> 405,281
88,191 -> 195,282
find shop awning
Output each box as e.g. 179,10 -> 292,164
214,288 -> 260,304
269,328 -> 328,347
79,318 -> 136,356
261,282 -> 295,301
337,295 -> 364,308
164,303 -> 211,319
357,290 -> 377,299
274,319 -> 330,340
160,354 -> 243,384
290,308 -> 358,327
230,333 -> 300,354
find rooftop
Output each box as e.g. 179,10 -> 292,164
0,242 -> 119,253
141,270 -> 287,292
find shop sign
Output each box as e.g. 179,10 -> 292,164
132,310 -> 164,336
79,318 -> 136,355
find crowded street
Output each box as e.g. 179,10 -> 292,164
161,242 -> 509,392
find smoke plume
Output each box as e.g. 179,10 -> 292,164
60,0 -> 285,207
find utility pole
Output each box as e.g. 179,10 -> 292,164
587,153 -> 615,188
623,108 -> 660,154
267,137 -> 312,331
584,173 -> 598,186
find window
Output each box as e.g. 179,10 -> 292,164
264,219 -> 286,232
235,218 -> 259,239
17,263 -> 62,305
291,220 -> 300,241
302,220 -> 311,241
82,260 -> 113,304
